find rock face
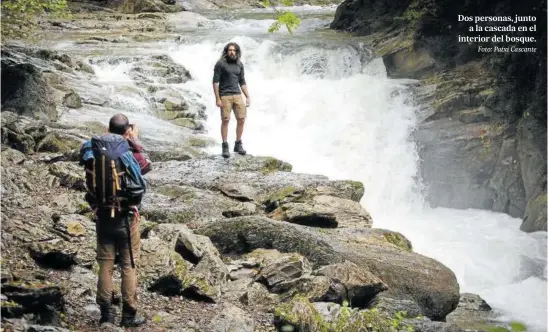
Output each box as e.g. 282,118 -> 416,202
330,0 -> 547,232
1,63 -> 58,122
107,0 -> 184,13
197,216 -> 460,320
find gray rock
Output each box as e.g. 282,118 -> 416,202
28,326 -> 72,332
48,162 -> 86,191
256,253 -> 312,288
313,261 -> 388,307
62,90 -> 82,109
208,303 -> 255,332
1,63 -> 57,121
52,214 -> 94,239
197,216 -> 459,320
1,148 -> 26,165
271,195 -> 372,228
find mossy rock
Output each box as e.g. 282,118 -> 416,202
170,118 -> 203,130
37,133 -> 82,153
155,185 -> 196,201
142,209 -> 196,224
82,121 -> 107,136
186,136 -> 215,148
263,185 -> 300,204
382,232 -> 413,252
261,157 -> 293,174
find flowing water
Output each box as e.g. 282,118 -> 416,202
53,5 -> 547,331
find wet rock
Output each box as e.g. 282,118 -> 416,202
75,60 -> 95,74
207,303 -> 255,332
404,317 -> 465,332
170,118 -> 204,131
313,261 -> 387,307
521,193 -> 547,232
1,63 -> 58,121
446,293 -> 500,331
198,216 -> 460,320
62,90 -> 82,109
129,55 -> 191,84
107,0 -> 184,13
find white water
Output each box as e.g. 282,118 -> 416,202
59,6 -> 547,331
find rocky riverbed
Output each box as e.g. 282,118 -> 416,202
0,2 -> 542,332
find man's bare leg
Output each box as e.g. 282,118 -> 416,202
236,118 -> 245,141
221,119 -> 229,142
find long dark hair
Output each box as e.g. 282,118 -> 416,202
221,42 -> 241,61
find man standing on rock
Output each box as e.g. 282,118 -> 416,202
213,42 -> 251,158
79,114 -> 150,327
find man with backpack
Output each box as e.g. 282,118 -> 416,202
213,41 -> 251,158
79,114 -> 151,327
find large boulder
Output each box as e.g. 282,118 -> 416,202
1,63 -> 57,122
197,216 -> 460,320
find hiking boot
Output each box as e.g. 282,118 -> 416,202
234,140 -> 246,155
99,305 -> 116,325
222,142 -> 230,158
120,308 -> 146,327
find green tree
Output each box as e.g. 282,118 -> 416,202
261,0 -> 301,35
1,0 -> 69,39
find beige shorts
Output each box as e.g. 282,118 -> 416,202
220,94 -> 246,120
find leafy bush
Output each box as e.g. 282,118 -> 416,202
1,0 -> 69,39
261,0 -> 301,35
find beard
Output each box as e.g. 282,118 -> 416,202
226,53 -> 237,62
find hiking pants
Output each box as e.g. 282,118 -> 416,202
95,209 -> 140,311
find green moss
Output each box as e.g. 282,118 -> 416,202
170,252 -> 188,280
186,136 -> 214,148
275,296 -> 415,332
274,295 -> 328,332
37,133 -> 81,153
479,88 -> 495,96
261,157 -> 293,174
83,121 -> 107,135
1,300 -> 22,308
382,232 -> 412,252
182,274 -> 212,295
156,185 -> 196,201
171,118 -> 201,130
264,185 -> 297,203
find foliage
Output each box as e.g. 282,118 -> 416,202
275,296 -> 416,332
488,322 -> 527,332
1,0 -> 69,40
261,0 -> 301,35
